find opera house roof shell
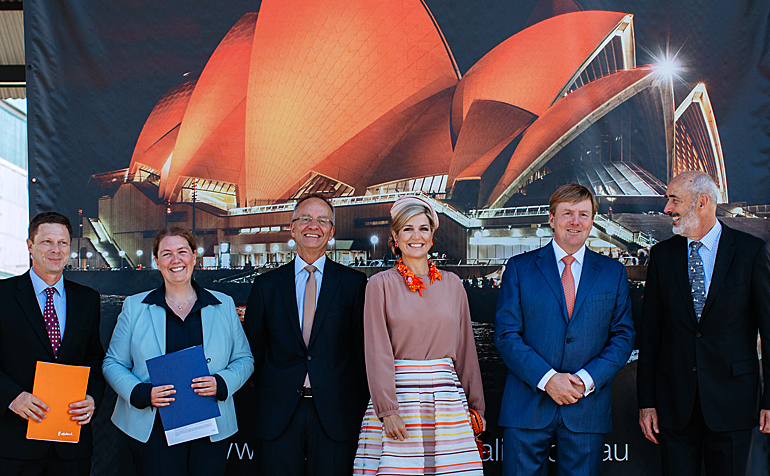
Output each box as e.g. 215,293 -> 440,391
125,0 -> 727,210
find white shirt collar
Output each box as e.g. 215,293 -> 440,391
687,220 -> 721,251
552,240 -> 586,265
295,254 -> 326,276
29,267 -> 65,296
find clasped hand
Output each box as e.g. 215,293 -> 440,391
545,372 -> 585,405
150,376 -> 217,407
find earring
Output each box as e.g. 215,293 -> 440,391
394,241 -> 398,248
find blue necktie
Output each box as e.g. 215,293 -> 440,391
688,241 -> 706,321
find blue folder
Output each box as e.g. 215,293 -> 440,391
146,345 -> 221,430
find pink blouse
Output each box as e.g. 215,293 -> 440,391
364,267 -> 485,418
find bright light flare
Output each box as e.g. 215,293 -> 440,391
653,56 -> 681,79
644,40 -> 688,83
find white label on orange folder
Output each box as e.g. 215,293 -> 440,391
26,361 -> 90,443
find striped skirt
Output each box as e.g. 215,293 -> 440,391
353,358 -> 483,475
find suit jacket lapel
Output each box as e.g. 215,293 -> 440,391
701,223 -> 735,319
15,272 -> 55,359
201,304 -> 214,350
309,260 -> 340,348
149,303 -> 167,354
671,236 -> 698,322
571,249 -> 600,319
57,280 -> 84,358
534,243 -> 568,322
279,261 -> 304,347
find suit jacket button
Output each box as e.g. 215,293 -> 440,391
307,355 -> 312,360
695,332 -> 702,338
692,367 -> 697,372
566,338 -> 573,344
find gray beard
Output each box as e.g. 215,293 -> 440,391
671,208 -> 698,237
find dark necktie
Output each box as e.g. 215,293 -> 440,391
44,287 -> 62,357
688,241 -> 706,321
561,255 -> 576,320
302,265 -> 317,387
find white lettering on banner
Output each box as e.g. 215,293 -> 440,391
550,443 -> 629,463
485,439 -> 629,463
482,438 -> 503,461
57,431 -> 73,436
228,442 -> 254,460
604,444 -> 629,462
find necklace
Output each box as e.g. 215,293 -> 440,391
396,257 -> 441,297
166,293 -> 196,311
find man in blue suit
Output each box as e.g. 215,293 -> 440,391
495,184 -> 634,476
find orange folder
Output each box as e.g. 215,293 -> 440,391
26,361 -> 90,443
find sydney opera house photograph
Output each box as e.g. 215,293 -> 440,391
62,0 -> 767,279
19,0 -> 770,474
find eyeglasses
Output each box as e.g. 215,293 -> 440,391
292,216 -> 333,227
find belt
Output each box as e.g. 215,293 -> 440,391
298,387 -> 313,398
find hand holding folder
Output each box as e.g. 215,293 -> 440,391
11,391 -> 49,423
25,362 -> 91,443
146,345 -> 220,445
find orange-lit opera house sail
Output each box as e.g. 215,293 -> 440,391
160,13 -> 256,200
126,0 -> 726,210
128,78 -> 196,180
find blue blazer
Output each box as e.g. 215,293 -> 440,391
494,243 -> 634,433
103,289 -> 253,443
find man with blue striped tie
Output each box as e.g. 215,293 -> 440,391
638,170 -> 770,476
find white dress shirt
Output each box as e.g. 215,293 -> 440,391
294,255 -> 326,331
537,241 -> 595,396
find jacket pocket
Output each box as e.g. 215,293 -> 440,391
592,292 -> 613,301
732,359 -> 758,376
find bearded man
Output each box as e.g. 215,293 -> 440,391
637,171 -> 770,476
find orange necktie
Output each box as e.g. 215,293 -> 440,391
561,255 -> 576,319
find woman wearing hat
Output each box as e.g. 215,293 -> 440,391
353,195 -> 485,475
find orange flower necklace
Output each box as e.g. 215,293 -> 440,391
396,257 -> 442,297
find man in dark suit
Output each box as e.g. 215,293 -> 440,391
244,194 -> 368,476
495,184 -> 635,476
637,171 -> 770,476
0,212 -> 104,475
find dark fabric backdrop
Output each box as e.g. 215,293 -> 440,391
26,1 -> 770,475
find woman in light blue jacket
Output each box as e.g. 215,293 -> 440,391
103,227 -> 253,476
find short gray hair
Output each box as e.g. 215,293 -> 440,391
291,194 -> 335,224
679,171 -> 719,205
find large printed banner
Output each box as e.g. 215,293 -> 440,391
26,0 -> 770,475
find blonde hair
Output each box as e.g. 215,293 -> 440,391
388,203 -> 436,256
